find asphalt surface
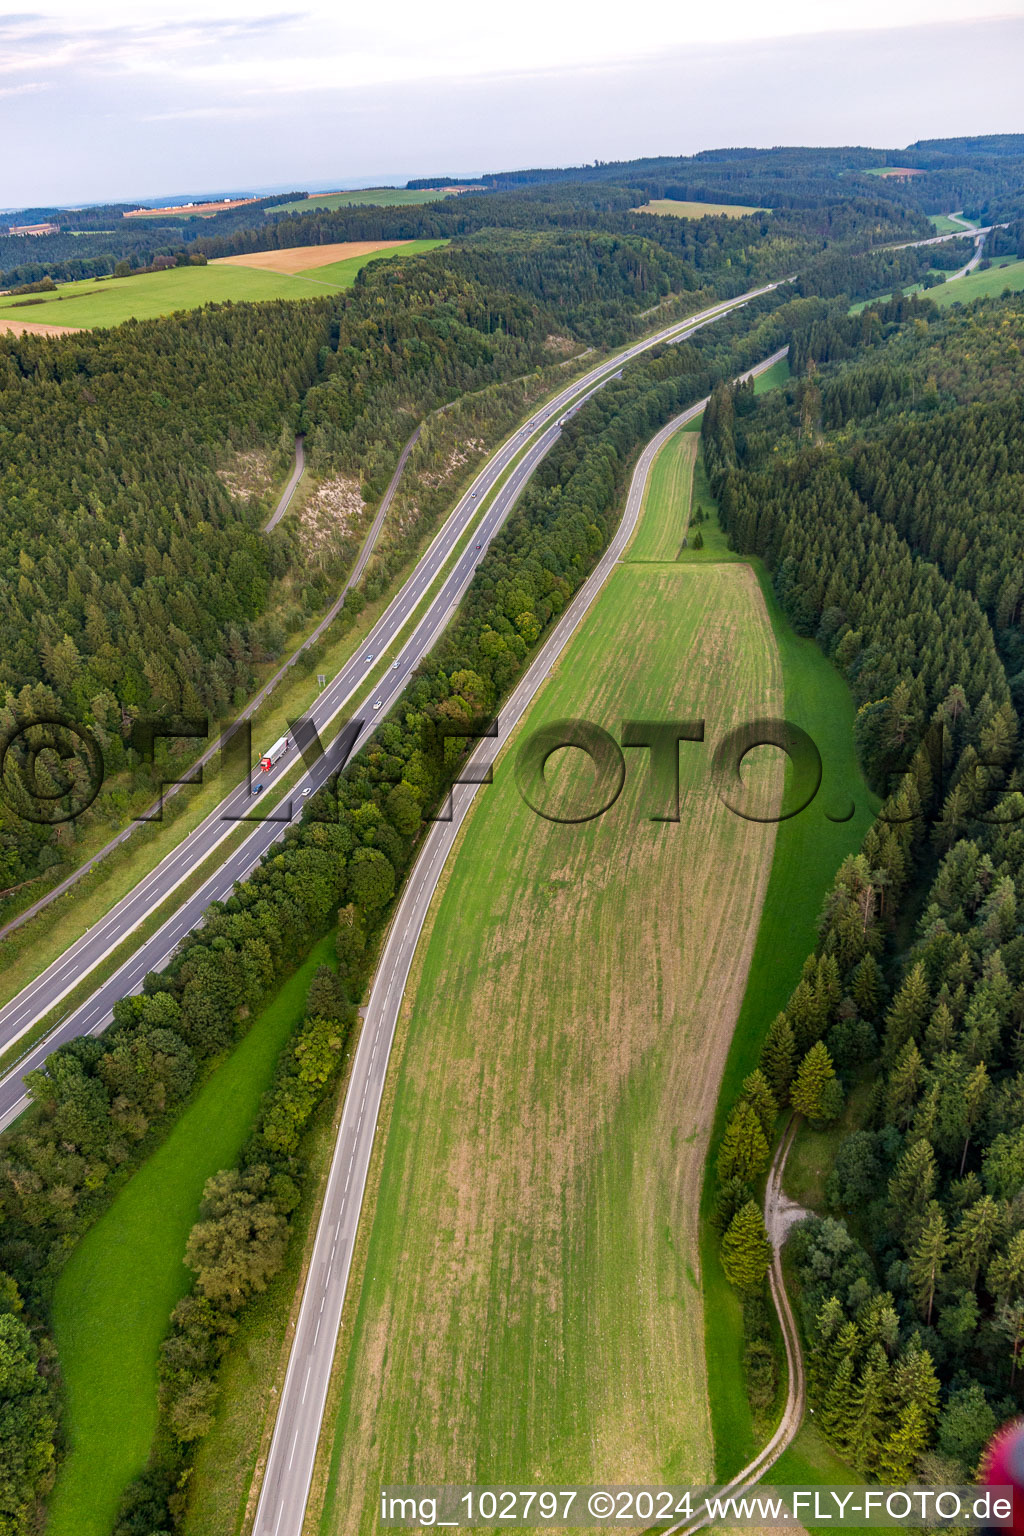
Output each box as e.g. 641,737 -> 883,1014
0,286 -> 780,1133
263,435 -> 306,531
249,347 -> 789,1536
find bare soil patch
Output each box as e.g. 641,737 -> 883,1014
0,315 -> 81,337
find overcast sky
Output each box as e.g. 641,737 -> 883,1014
3,2 -> 1024,207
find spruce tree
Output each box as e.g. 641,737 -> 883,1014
848,1341 -> 892,1474
882,963 -> 931,1064
760,1014 -> 796,1103
887,1138 -> 937,1238
908,1201 -> 949,1324
790,1042 -> 842,1127
716,1101 -> 770,1185
819,1347 -> 858,1450
720,1201 -> 772,1292
739,1069 -> 778,1139
951,1196 -> 1000,1288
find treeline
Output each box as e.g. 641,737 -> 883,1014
0,1269 -> 57,1534
0,299 -> 790,1533
186,179 -> 924,295
703,288 -> 1024,1478
455,140 -> 1024,223
112,963 -> 355,1534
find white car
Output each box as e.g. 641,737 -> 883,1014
301,787 -> 312,798
363,652 -> 374,662
373,699 -> 382,711
391,660 -> 399,669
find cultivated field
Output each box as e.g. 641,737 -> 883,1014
45,939 -> 335,1536
638,198 -> 767,218
266,186 -> 469,214
863,165 -> 925,178
124,197 -> 257,218
212,238 -> 408,273
0,314 -> 80,336
0,240 -> 443,329
314,476 -> 785,1530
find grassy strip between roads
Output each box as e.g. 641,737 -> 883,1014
44,935 -> 337,1536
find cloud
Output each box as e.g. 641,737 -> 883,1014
2,11 -> 1023,206
0,11 -> 305,76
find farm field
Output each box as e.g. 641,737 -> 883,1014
0,314 -> 82,336
638,198 -> 767,218
0,240 -> 443,329
212,238 -> 408,273
45,937 -> 335,1536
863,165 -> 925,178
313,456 -> 787,1530
266,186 -> 467,213
124,197 -> 257,218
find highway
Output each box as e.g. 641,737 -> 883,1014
0,285 -> 781,1133
249,347 -> 789,1536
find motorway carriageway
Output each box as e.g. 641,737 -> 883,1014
250,347 -> 789,1536
0,281 -> 779,1136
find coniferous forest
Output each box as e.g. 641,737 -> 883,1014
4,140 -> 1024,1533
705,286 -> 1024,1480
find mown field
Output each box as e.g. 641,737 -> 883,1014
266,187 -> 465,214
45,936 -> 336,1536
931,255 -> 1024,304
850,255 -> 1024,315
638,198 -> 767,218
0,240 -> 443,330
313,448 -> 786,1530
928,212 -> 977,234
